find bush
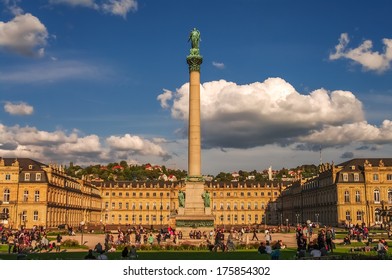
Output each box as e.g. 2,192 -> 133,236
61,239 -> 79,247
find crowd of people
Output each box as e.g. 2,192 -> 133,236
0,225 -> 63,256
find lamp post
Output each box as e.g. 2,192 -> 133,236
160,193 -> 163,229
80,221 -> 85,245
296,213 -> 300,225
286,218 -> 289,232
315,213 -> 319,226
264,214 -> 267,229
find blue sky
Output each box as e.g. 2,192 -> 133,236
1,0 -> 392,175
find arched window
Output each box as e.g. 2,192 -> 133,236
388,189 -> 392,204
344,190 -> 350,203
3,189 -> 10,202
374,189 -> 380,203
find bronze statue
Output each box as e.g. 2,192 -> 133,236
178,190 -> 185,208
188,28 -> 201,49
202,190 -> 210,208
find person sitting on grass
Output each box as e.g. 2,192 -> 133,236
129,245 -> 138,259
84,249 -> 96,259
258,242 -> 267,254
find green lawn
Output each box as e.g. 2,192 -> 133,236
0,245 -> 390,260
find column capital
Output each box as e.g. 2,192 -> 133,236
187,53 -> 203,72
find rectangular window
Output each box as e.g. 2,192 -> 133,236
5,174 -> 11,180
22,210 -> 27,222
111,202 -> 115,209
125,202 -> 129,209
34,191 -> 40,202
24,173 -> 30,181
23,190 -> 29,202
36,173 -> 42,181
343,173 -> 348,182
373,174 -> 379,181
387,174 -> 392,181
105,202 -> 109,208
119,202 -> 122,209
33,211 -> 38,221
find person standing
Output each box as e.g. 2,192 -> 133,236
56,233 -> 62,252
251,228 -> 259,241
7,233 -> 14,254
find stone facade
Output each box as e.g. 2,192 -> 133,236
0,158 -> 101,229
277,158 -> 392,227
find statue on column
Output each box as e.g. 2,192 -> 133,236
178,190 -> 185,208
188,28 -> 201,49
202,190 -> 211,208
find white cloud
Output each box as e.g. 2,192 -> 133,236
49,0 -> 137,17
0,60 -> 102,83
156,89 -> 173,109
0,123 -> 172,165
2,0 -> 24,15
4,102 -> 34,115
48,0 -> 98,8
212,61 -> 225,69
106,133 -> 170,158
102,0 -> 138,18
0,13 -> 48,57
158,77 -> 366,149
298,120 -> 392,146
330,33 -> 392,73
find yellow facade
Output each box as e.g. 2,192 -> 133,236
95,180 -> 286,229
278,158 -> 392,227
0,158 -> 101,229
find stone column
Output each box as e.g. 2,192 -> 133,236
186,52 -> 203,179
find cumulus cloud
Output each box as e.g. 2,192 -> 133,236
49,0 -> 137,17
0,124 -> 171,164
0,13 -> 48,57
330,33 -> 392,73
212,61 -> 225,69
298,120 -> 392,146
158,77 -> 367,149
4,102 -> 34,115
106,133 -> 171,160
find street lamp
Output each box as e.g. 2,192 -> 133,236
160,193 -> 163,228
315,213 -> 319,225
296,213 -> 300,225
80,221 -> 85,245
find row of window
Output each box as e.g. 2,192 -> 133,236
343,189 -> 392,203
4,173 -> 42,181
3,189 -> 40,202
105,192 -> 169,197
103,213 -> 263,223
105,191 -> 279,198
105,202 -> 168,210
1,209 -> 39,222
213,202 -> 266,210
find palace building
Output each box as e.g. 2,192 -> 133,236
1,157 -> 391,229
277,158 -> 392,227
0,158 -> 101,229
